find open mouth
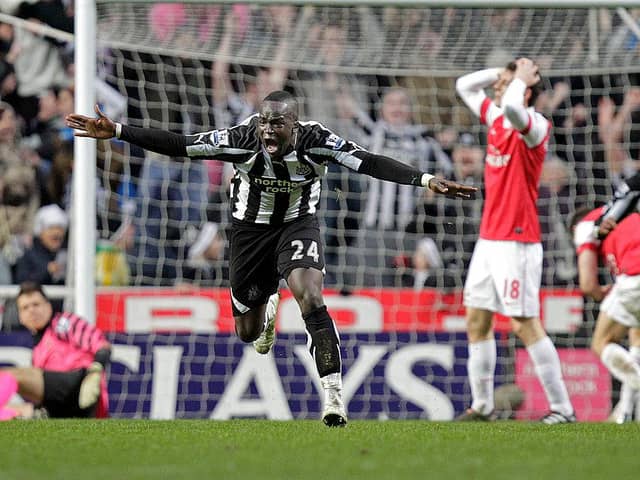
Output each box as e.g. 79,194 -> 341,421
264,138 -> 279,154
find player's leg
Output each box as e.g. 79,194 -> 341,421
253,291 -> 281,354
592,314 -> 640,390
41,369 -> 96,418
233,308 -> 267,342
0,367 -> 46,421
459,239 -> 498,420
228,222 -> 280,346
0,370 -> 20,419
594,277 -> 640,394
510,316 -> 574,422
629,328 -> 640,420
459,307 -> 496,420
0,367 -> 45,404
501,241 -> 573,422
609,327 -> 640,423
287,267 -> 346,427
278,216 -> 346,427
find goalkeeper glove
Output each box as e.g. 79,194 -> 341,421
78,362 -> 103,409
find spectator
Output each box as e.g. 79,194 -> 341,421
381,7 -> 443,66
0,58 -> 16,100
338,86 -> 452,286
442,131 -> 485,272
398,236 -> 457,290
598,89 -> 640,192
0,101 -> 23,168
0,282 -> 110,420
211,6 -> 291,130
44,139 -> 72,208
538,157 -> 580,286
0,104 -> 39,281
131,151 -> 209,286
25,88 -> 64,163
450,132 -> 484,186
0,159 -> 38,283
8,9 -> 71,126
14,203 -> 68,289
355,87 -> 453,231
173,221 -> 226,287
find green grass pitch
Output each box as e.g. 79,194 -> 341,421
1,420 -> 638,480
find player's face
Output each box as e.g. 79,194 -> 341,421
381,90 -> 411,126
17,291 -> 53,334
258,101 -> 297,158
493,69 -> 514,107
40,226 -> 66,252
453,146 -> 483,179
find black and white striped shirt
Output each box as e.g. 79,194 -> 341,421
119,116 -> 428,226
349,111 -> 453,230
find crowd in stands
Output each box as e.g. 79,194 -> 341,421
0,2 -> 639,291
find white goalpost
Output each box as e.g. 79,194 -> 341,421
73,0 -> 98,323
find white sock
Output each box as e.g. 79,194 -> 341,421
618,346 -> 640,417
601,343 -> 640,390
321,372 -> 342,391
527,337 -> 573,416
617,383 -> 635,418
632,346 -> 640,416
468,339 -> 496,415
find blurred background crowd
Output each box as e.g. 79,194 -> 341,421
0,1 -> 639,293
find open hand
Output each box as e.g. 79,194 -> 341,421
65,104 -> 116,139
514,57 -> 540,87
428,177 -> 478,198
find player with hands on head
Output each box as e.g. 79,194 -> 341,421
455,58 -> 575,424
0,282 -> 111,420
66,91 -> 476,427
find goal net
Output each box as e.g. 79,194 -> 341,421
4,2 -> 640,420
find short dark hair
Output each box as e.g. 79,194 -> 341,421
567,206 -> 592,240
506,59 -> 544,107
262,90 -> 299,119
16,281 -> 49,302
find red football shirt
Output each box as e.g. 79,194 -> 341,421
576,207 -> 640,276
478,97 -> 550,242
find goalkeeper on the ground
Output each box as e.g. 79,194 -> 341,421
0,281 -> 111,420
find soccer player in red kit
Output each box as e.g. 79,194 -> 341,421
571,206 -> 640,422
455,58 -> 575,423
0,282 -> 111,419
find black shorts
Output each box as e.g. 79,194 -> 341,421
42,368 -> 95,418
229,215 -> 324,315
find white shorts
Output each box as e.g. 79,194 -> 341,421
600,274 -> 640,328
463,239 -> 542,318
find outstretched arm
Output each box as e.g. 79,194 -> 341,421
354,151 -> 477,198
66,104 -> 188,157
